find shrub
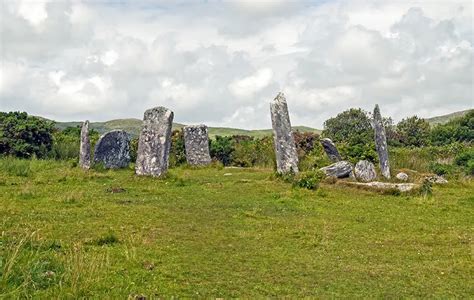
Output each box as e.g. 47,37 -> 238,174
395,116 -> 431,147
0,111 -> 54,158
322,108 -> 373,145
429,162 -> 455,176
454,148 -> 474,175
339,142 -> 378,164
169,130 -> 186,167
210,136 -> 234,166
430,110 -> 473,146
293,170 -> 325,190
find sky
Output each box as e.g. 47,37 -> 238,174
0,0 -> 472,129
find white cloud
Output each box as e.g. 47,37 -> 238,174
0,0 -> 472,128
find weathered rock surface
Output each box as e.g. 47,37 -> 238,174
343,181 -> 418,192
93,130 -> 130,169
426,175 -> 448,184
396,172 -> 409,181
320,161 -> 353,178
135,106 -> 174,177
320,138 -> 342,162
355,160 -> 377,182
270,92 -> 299,174
79,120 -> 91,169
183,125 -> 211,166
374,104 -> 391,179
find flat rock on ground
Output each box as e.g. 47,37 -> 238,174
342,181 -> 419,192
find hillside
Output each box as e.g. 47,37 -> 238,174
53,119 -> 321,138
426,109 -> 472,126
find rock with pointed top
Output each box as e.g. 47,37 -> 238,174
183,125 -> 211,166
373,104 -> 391,179
270,92 -> 299,174
355,160 -> 377,182
320,138 -> 342,162
135,106 -> 174,177
79,120 -> 91,169
320,161 -> 353,178
93,130 -> 130,169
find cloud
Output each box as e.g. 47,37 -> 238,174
0,0 -> 472,129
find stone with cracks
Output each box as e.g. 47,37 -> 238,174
135,106 -> 174,177
374,104 -> 391,179
320,138 -> 342,162
396,172 -> 409,181
183,125 -> 211,166
79,120 -> 91,169
270,92 -> 299,174
93,130 -> 130,169
342,181 -> 418,193
320,161 -> 353,178
355,160 -> 377,182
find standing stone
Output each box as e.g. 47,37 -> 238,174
270,92 -> 299,174
183,125 -> 211,166
320,138 -> 342,162
93,130 -> 131,169
135,106 -> 174,177
79,120 -> 91,169
373,104 -> 391,179
320,161 -> 353,178
355,160 -> 377,182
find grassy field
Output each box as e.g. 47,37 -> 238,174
0,159 -> 473,298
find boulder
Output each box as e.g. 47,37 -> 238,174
355,160 -> 377,182
93,130 -> 131,169
426,175 -> 448,184
270,92 -> 299,174
320,138 -> 342,162
396,172 -> 409,181
320,161 -> 353,178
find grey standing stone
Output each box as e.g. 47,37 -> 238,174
135,106 -> 174,177
373,104 -> 391,179
320,138 -> 342,162
93,130 -> 131,169
183,125 -> 211,166
79,120 -> 91,169
355,160 -> 377,182
320,161 -> 353,178
270,92 -> 299,174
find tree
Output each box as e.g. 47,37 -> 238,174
396,116 -> 431,147
322,108 -> 373,145
210,135 -> 234,166
430,110 -> 474,145
0,111 -> 54,158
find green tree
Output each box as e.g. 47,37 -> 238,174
210,135 -> 234,166
0,111 -> 54,158
431,110 -> 474,145
396,116 -> 431,147
322,108 -> 373,145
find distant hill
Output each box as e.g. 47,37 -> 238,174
426,109 -> 472,126
53,118 -> 321,138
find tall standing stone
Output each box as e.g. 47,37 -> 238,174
183,125 -> 211,166
320,138 -> 342,162
135,106 -> 174,177
93,130 -> 131,169
270,92 -> 299,174
373,104 -> 390,179
79,120 -> 91,169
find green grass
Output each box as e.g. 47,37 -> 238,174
0,159 -> 472,297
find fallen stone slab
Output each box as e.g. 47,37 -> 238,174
342,181 -> 419,192
320,161 -> 353,178
425,175 -> 448,184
